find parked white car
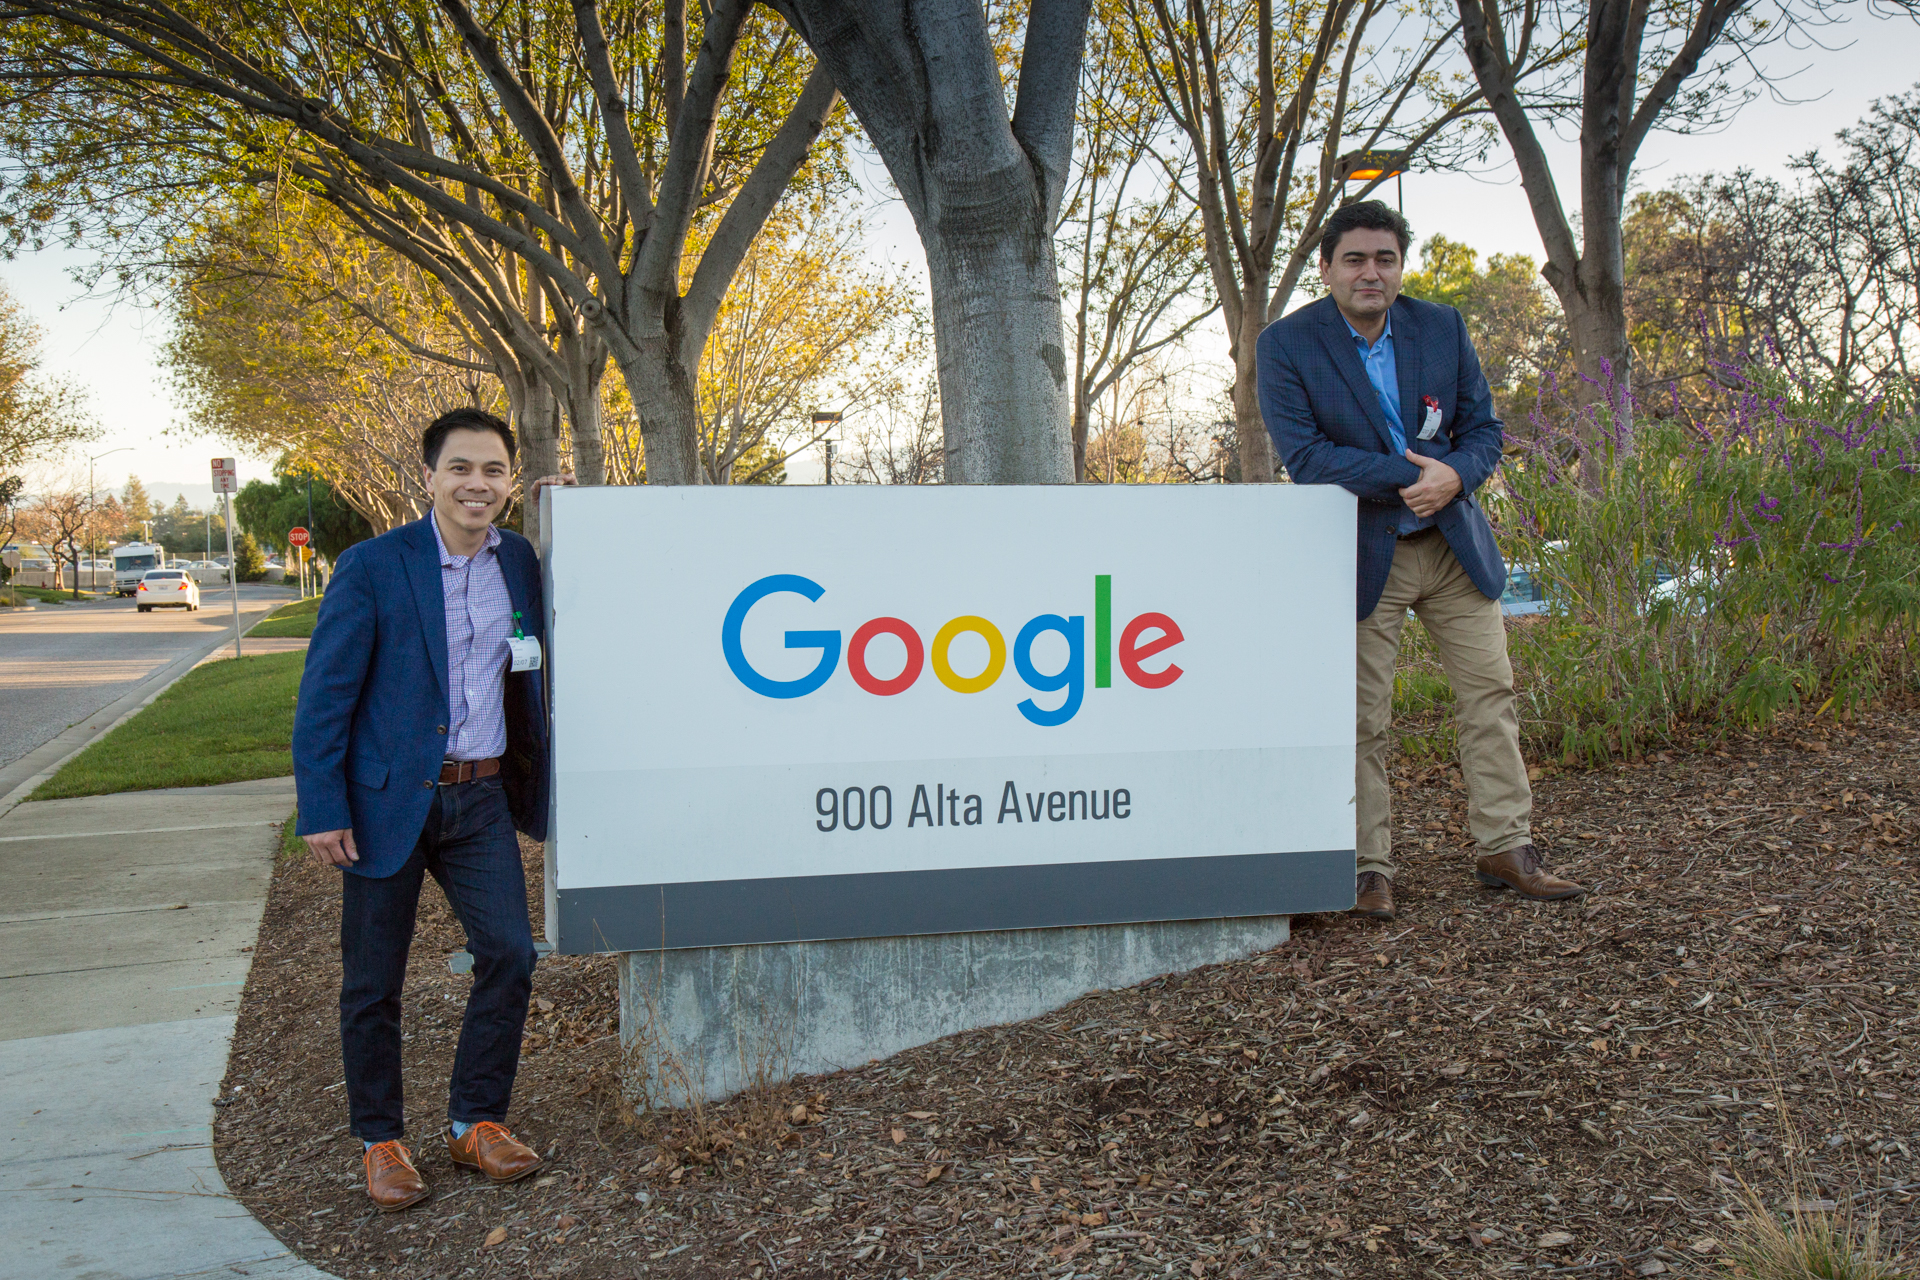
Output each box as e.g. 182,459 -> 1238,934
1500,565 -> 1550,617
136,569 -> 201,612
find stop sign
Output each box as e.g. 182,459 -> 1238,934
288,527 -> 311,547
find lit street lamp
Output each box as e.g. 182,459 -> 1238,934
88,446 -> 132,592
1333,148 -> 1411,209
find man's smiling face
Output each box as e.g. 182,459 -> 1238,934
423,427 -> 513,540
1319,227 -> 1404,331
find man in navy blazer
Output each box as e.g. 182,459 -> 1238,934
294,407 -> 571,1210
1258,201 -> 1584,921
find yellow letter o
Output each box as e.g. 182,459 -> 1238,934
931,616 -> 1006,693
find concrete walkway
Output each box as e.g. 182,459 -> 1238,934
0,776 -> 335,1279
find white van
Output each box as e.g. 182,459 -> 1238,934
112,543 -> 166,596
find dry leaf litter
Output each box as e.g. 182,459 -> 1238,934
215,710 -> 1920,1278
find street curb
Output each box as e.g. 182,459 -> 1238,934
0,597 -> 295,819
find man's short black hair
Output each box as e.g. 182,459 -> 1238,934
1320,200 -> 1413,263
422,407 -> 516,470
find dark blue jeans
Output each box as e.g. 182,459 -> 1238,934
339,775 -> 536,1142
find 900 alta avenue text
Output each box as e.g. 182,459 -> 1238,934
815,781 -> 1134,833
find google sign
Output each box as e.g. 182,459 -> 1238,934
721,573 -> 1185,725
543,484 -> 1358,953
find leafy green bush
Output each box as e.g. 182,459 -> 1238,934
1484,367 -> 1919,762
234,530 -> 268,582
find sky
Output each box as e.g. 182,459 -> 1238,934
6,4 -> 1917,496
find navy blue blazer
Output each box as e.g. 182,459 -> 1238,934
293,516 -> 550,879
1257,294 -> 1507,619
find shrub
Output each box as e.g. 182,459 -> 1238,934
1481,366 -> 1919,762
233,530 -> 268,582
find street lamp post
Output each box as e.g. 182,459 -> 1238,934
87,446 -> 132,593
304,473 -> 314,598
812,411 -> 843,484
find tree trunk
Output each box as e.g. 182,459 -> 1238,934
1071,379 -> 1092,483
770,0 -> 1089,487
610,337 -> 705,485
924,220 -> 1076,485
516,375 -> 564,547
562,328 -> 609,486
1232,305 -> 1277,483
1546,257 -> 1632,488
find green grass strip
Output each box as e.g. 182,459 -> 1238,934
248,593 -> 323,638
33,650 -> 307,800
281,804 -> 307,860
4,585 -> 109,605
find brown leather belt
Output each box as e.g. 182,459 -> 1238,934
439,757 -> 501,785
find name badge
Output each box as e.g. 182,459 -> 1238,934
507,635 -> 543,672
1417,396 -> 1443,441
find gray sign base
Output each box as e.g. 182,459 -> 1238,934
615,916 -> 1291,1108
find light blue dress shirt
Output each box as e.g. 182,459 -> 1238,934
430,515 -> 513,762
1343,313 -> 1431,534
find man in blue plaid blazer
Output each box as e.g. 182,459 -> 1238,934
1257,201 -> 1585,920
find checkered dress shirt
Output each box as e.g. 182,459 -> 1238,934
431,516 -> 513,762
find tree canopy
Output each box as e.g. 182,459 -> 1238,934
234,463 -> 374,560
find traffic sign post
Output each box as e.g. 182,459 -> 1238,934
288,527 -> 311,599
212,458 -> 241,658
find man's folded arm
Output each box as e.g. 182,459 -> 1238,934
1442,307 -> 1506,495
1258,329 -> 1422,502
292,546 -> 376,836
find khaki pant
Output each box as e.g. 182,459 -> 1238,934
1356,529 -> 1531,879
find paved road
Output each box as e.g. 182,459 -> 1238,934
0,584 -> 295,771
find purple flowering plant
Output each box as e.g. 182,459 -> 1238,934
1471,359 -> 1919,763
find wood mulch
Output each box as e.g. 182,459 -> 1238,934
217,709 -> 1919,1279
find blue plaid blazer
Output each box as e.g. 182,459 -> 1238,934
293,517 -> 550,878
1257,295 -> 1508,620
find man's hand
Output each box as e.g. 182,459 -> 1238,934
529,473 -> 577,505
1399,450 -> 1463,518
305,828 -> 359,868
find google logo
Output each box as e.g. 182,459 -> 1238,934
721,574 -> 1185,727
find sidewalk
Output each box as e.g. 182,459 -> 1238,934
0,776 -> 335,1279
194,635 -> 310,667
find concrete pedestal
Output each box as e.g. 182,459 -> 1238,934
616,915 -> 1290,1107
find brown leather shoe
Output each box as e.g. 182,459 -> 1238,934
447,1121 -> 543,1183
1351,871 -> 1395,920
1474,844 -> 1585,900
363,1140 -> 429,1211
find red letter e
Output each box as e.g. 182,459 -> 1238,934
1118,613 -> 1184,689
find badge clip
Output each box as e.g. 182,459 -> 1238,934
507,611 -> 542,672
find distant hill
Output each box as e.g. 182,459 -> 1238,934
147,482 -> 216,511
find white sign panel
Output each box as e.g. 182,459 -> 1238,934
210,457 -> 238,494
544,485 -> 1355,952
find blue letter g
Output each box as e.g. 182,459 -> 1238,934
1013,613 -> 1084,726
722,575 -> 841,699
